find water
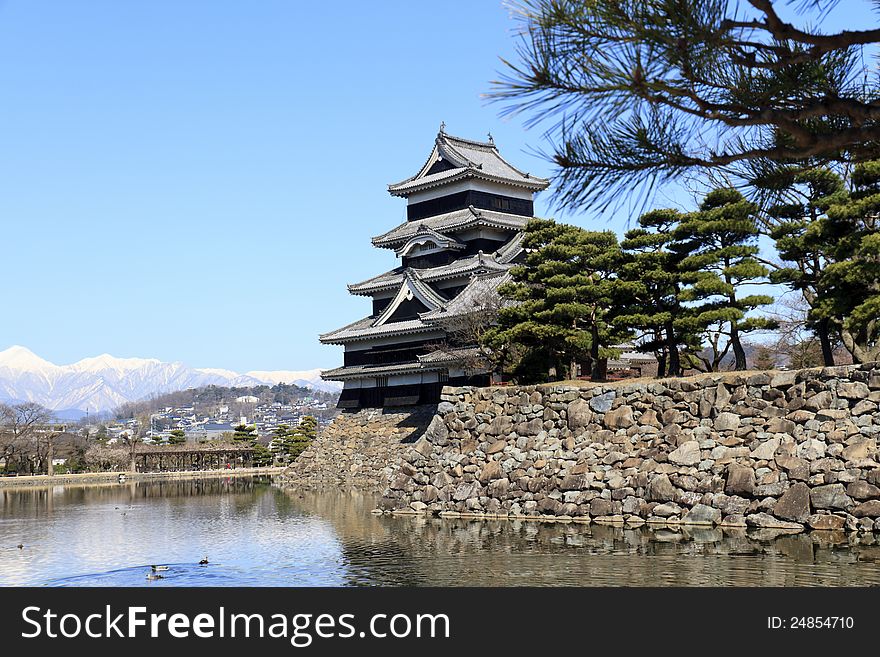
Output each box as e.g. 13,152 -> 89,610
1,476 -> 879,586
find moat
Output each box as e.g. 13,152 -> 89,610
1,476 -> 878,586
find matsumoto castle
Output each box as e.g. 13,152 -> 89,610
321,126 -> 549,409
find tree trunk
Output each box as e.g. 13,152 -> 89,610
665,322 -> 681,377
841,327 -> 880,364
589,328 -> 606,381
730,324 -> 747,370
656,352 -> 667,379
47,436 -> 54,477
817,318 -> 835,366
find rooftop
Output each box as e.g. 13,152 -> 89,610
372,206 -> 530,249
321,361 -> 446,381
348,250 -> 518,296
319,316 -> 442,345
388,130 -> 549,197
420,270 -> 513,322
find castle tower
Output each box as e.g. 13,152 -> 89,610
321,127 -> 549,409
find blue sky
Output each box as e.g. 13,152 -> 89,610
0,1 -> 872,371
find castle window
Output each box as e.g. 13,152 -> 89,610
491,197 -> 511,211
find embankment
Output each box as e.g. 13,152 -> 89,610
276,406 -> 435,489
378,363 -> 880,533
0,466 -> 285,489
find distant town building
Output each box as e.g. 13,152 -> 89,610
321,127 -> 550,409
202,422 -> 235,441
235,395 -> 259,404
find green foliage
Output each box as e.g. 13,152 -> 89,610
167,429 -> 187,445
483,218 -> 630,381
813,160 -> 880,362
486,195 -> 777,379
271,416 -> 317,463
251,443 -> 273,467
490,0 -> 880,211
672,188 -> 777,370
615,208 -> 701,377
232,424 -> 256,443
760,166 -> 845,365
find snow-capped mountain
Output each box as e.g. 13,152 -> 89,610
0,346 -> 340,414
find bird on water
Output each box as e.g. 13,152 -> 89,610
151,565 -> 169,572
199,556 -> 209,565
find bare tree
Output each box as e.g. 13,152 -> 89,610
684,322 -> 735,373
428,280 -> 512,377
124,432 -> 142,473
0,402 -> 54,474
764,292 -> 851,368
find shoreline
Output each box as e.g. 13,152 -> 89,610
0,466 -> 286,489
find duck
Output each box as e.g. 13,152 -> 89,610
150,565 -> 169,572
198,556 -> 209,565
16,544 -> 23,550
146,573 -> 164,581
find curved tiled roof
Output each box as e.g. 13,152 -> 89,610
419,271 -> 513,323
372,206 -> 530,249
388,131 -> 549,197
417,346 -> 483,365
394,224 -> 466,257
348,251 -> 513,296
493,230 -> 526,264
372,271 -> 447,327
322,361 -> 447,381
318,316 -> 442,345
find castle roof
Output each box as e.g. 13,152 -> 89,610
321,360 -> 447,381
419,271 -> 514,323
372,206 -> 530,249
388,130 -> 549,197
319,316 -> 442,345
394,224 -> 466,257
348,250 -> 517,296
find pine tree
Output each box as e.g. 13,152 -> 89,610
761,167 -> 845,365
616,209 -> 702,377
672,189 -> 776,370
490,0 -> 880,211
483,218 -> 630,382
252,443 -> 273,467
815,160 -> 880,363
297,416 -> 317,441
167,429 -> 187,445
232,424 -> 255,443
272,416 -> 317,462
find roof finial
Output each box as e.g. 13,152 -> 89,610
439,121 -> 446,134
487,131 -> 494,143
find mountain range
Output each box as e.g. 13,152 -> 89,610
0,346 -> 340,416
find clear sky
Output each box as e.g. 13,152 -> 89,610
0,1 -> 872,372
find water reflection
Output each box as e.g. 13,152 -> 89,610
0,479 -> 878,586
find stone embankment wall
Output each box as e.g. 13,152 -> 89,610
277,406 -> 435,489
379,364 -> 880,533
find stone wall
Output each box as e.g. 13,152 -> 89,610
378,363 -> 880,533
277,406 -> 435,489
